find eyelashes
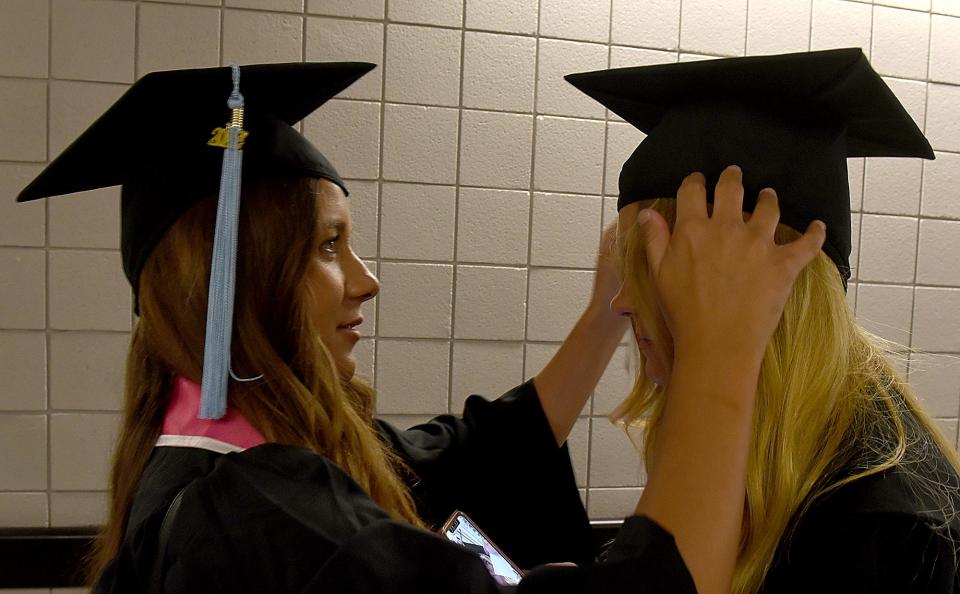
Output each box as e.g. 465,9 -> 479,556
321,233 -> 341,255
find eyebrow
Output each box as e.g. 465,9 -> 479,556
325,221 -> 346,232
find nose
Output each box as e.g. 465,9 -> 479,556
610,283 -> 633,318
347,250 -> 380,303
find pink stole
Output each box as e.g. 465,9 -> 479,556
155,376 -> 267,454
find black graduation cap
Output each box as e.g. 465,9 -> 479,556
565,48 -> 934,282
17,61 -> 375,294
16,61 -> 375,419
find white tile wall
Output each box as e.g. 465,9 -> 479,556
48,81 -> 128,159
539,0 -> 611,44
137,3 -> 221,74
746,0 -> 811,55
932,0 -> 960,16
377,262 -> 453,338
380,183 -> 456,260
530,192 -> 602,268
926,84 -> 960,152
863,158 -> 923,215
382,103 -> 459,183
0,331 -> 46,411
450,341 -> 524,411
456,188 -> 530,264
0,164 -> 45,247
50,0 -> 135,84
537,39 -> 608,119
922,151 -> 960,218
454,266 -> 527,340
0,0 -> 49,79
462,31 -> 536,112
388,0 -> 463,28
855,283 -> 914,345
345,180 -> 379,258
610,0 -> 681,50
884,78 -> 928,132
811,0 -> 873,57
307,0 -> 384,19
0,79 -> 47,162
930,15 -> 960,84
917,219 -> 960,286
48,187 -> 121,249
857,215 -> 918,283
375,339 -> 449,414
304,99 -> 382,179
305,18 -> 384,100
222,10 -> 304,64
459,110 -> 534,188
464,0 -> 538,35
908,353 -> 960,418
680,0 -> 748,57
1,0 -> 958,528
385,24 -> 462,107
534,116 -> 605,194
871,6 -> 930,80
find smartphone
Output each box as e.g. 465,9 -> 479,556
441,510 -> 524,586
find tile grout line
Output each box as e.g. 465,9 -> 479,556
521,0 -> 542,365
45,0 -> 54,528
446,0 -> 467,416
854,0 -> 880,314
581,0 -> 620,511
906,5 -> 935,378
372,0 -> 390,396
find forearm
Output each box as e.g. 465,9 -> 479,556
534,304 -> 628,446
634,353 -> 760,594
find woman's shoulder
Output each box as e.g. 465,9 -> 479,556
101,443 -> 396,593
129,443 -> 392,556
763,467 -> 960,593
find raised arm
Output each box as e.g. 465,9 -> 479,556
534,223 -> 629,446
632,167 -> 826,594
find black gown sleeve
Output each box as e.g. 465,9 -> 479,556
761,511 -> 959,593
375,380 -> 595,568
94,444 -> 696,594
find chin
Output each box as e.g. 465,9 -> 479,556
334,356 -> 356,381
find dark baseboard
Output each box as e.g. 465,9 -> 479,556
0,521 -> 624,588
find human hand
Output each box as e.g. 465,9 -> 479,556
638,166 -> 826,367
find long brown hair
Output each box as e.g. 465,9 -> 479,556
89,177 -> 422,582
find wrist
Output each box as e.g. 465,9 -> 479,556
668,353 -> 762,413
583,299 -> 627,328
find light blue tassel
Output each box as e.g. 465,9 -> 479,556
199,65 -> 245,420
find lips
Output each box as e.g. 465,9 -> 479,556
338,317 -> 363,331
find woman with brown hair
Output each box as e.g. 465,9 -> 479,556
17,62 -> 822,594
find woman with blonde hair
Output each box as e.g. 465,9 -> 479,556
569,48 -> 960,593
19,61 -> 823,593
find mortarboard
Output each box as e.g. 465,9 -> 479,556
565,48 -> 934,284
17,61 -> 376,418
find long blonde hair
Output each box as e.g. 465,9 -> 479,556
613,199 -> 960,594
89,177 -> 422,582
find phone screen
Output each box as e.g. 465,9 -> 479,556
442,511 -> 524,586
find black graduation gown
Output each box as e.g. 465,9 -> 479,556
761,451 -> 960,593
93,380 -> 696,593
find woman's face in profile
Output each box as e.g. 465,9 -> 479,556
304,180 -> 380,379
612,202 -> 672,386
